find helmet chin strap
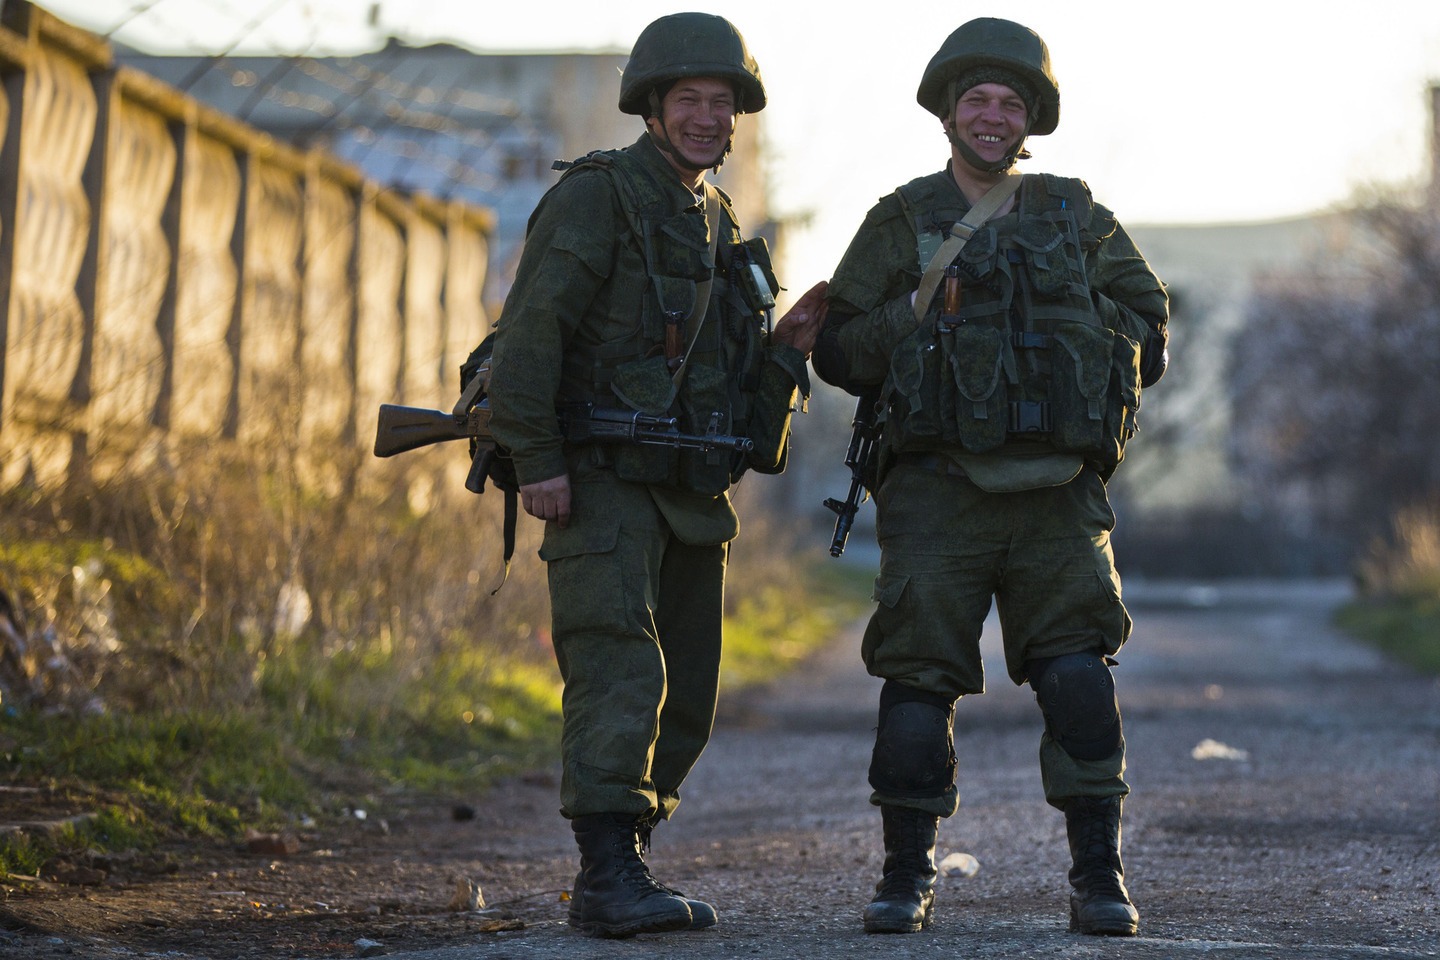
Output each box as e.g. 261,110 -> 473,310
945,120 -> 1031,175
647,122 -> 732,175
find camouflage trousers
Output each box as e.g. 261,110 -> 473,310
864,459 -> 1131,811
542,472 -> 727,821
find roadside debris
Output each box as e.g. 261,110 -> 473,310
1191,738 -> 1250,762
939,852 -> 980,878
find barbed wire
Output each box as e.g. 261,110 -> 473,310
91,0 -> 556,200
174,0 -> 295,91
90,0 -> 173,39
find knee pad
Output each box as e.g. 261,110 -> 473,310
1028,652 -> 1122,762
869,680 -> 957,799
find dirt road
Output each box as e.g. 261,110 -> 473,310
4,579 -> 1438,959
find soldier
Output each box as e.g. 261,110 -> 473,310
484,13 -> 822,939
811,18 -> 1169,937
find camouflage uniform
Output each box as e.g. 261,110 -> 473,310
489,130 -> 805,818
812,17 -> 1168,938
483,15 -> 806,937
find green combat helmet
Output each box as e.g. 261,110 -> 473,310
918,18 -> 1059,173
619,12 -> 766,117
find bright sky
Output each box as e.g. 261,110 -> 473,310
43,0 -> 1440,285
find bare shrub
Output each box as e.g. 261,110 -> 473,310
1355,500 -> 1440,598
0,430 -> 552,715
1231,189 -> 1440,551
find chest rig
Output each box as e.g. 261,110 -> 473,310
885,171 -> 1141,474
551,148 -> 780,494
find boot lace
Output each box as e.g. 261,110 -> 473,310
1070,803 -> 1126,901
875,813 -> 934,900
635,820 -> 690,898
613,824 -> 669,896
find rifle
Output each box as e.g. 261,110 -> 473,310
374,399 -> 754,492
375,399 -> 755,593
821,388 -> 882,558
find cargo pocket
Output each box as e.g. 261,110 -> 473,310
654,214 -> 712,281
652,276 -> 699,326
540,508 -> 626,637
860,571 -> 912,671
941,323 -> 1008,453
1091,564 -> 1132,653
744,346 -> 805,474
889,324 -> 944,440
957,226 -> 999,284
1014,219 -> 1069,299
1109,331 -> 1142,451
1049,320 -> 1114,454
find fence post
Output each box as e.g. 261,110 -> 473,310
151,109 -> 189,433
70,66 -> 116,482
0,13 -> 32,448
224,149 -> 251,441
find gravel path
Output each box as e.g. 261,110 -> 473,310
388,578 -> 1440,959
4,578 -> 1436,959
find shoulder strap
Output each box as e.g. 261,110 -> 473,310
912,173 -> 1022,322
551,149 -> 669,246
668,182 -> 723,387
1035,173 -> 1092,218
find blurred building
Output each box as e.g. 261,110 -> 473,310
116,39 -> 780,318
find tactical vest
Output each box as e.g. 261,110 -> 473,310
884,171 -> 1141,475
549,148 -> 781,495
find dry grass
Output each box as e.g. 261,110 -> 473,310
1337,500 -> 1440,675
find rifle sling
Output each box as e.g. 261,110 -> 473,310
670,183 -> 722,388
491,176 -> 720,592
912,173 -> 1021,323
491,489 -> 516,596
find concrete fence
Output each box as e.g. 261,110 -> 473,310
0,1 -> 494,489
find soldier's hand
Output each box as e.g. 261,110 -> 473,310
520,474 -> 572,528
771,280 -> 828,357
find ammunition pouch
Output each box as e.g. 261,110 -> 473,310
883,173 -> 1143,473
608,354 -> 679,487
745,344 -> 809,474
556,146 -> 793,496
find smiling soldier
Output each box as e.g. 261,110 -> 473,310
811,18 -> 1170,938
481,11 -> 822,940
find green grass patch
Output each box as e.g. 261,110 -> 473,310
1334,592 -> 1440,675
721,561 -> 874,688
0,805 -> 158,880
255,640 -> 565,794
4,710 -> 307,818
1,512 -> 869,878
0,830 -> 47,878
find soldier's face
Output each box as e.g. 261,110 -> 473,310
650,77 -> 736,173
947,82 -> 1029,167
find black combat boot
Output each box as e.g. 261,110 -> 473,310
568,814 -> 692,937
862,805 -> 940,933
1064,795 -> 1139,936
636,817 -> 718,929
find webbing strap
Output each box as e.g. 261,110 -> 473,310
912,174 -> 1022,323
670,183 -> 723,387
490,489 -> 517,596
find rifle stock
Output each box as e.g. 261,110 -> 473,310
373,404 -> 491,458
